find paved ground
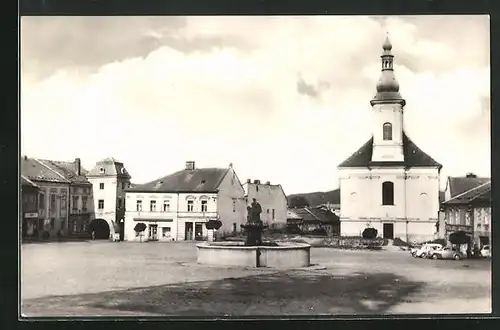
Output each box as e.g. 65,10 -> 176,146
21,241 -> 491,316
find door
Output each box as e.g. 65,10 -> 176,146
185,222 -> 193,240
195,223 -> 203,241
383,223 -> 394,239
149,224 -> 158,241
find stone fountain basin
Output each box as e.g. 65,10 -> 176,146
196,241 -> 311,268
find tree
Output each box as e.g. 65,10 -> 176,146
288,196 -> 310,208
205,220 -> 223,230
449,231 -> 468,251
134,223 -> 147,242
362,227 -> 378,239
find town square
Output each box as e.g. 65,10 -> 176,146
20,15 -> 491,317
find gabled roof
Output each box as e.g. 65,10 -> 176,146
338,131 -> 442,169
443,181 -> 491,205
127,168 -> 230,193
287,207 -> 339,224
21,157 -> 70,183
37,159 -> 91,185
87,157 -> 131,179
447,176 -> 490,199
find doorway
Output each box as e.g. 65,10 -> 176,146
185,222 -> 193,240
148,224 -> 158,241
195,222 -> 203,241
383,223 -> 394,239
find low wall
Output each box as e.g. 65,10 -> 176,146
196,242 -> 311,268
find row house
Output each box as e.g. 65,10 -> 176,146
21,156 -> 94,239
124,161 -> 246,242
243,179 -> 288,229
21,175 -> 40,238
441,179 -> 491,250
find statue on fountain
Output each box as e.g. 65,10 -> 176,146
241,198 -> 267,246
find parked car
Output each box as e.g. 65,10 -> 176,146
428,246 -> 466,260
411,243 -> 443,258
480,245 -> 490,258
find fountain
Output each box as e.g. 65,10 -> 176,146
196,198 -> 311,268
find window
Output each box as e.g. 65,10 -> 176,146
272,209 -> 275,220
382,181 -> 394,205
201,200 -> 208,212
383,122 -> 392,141
256,186 -> 259,192
99,167 -> 105,174
82,196 -> 88,211
136,200 -> 142,211
122,182 -> 125,190
50,194 -> 56,213
163,201 -> 170,212
150,200 -> 156,212
72,196 -> 79,211
187,200 -> 194,212
98,199 -> 104,209
128,183 -> 131,188
99,183 -> 104,190
233,223 -> 237,233
50,218 -> 55,229
162,227 -> 171,238
118,197 -> 122,209
39,193 -> 45,210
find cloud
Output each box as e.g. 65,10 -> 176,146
21,16 -> 490,194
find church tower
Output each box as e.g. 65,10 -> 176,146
370,35 -> 406,163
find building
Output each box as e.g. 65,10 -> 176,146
243,179 -> 288,228
286,207 -> 340,235
37,158 -> 94,237
21,156 -> 94,239
441,180 -> 491,250
21,175 -> 40,238
87,157 -> 132,240
124,161 -> 246,242
444,173 -> 490,201
337,36 -> 442,243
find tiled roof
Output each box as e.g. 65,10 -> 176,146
443,181 -> 491,205
21,175 -> 39,188
447,176 -> 490,199
338,131 -> 442,169
37,159 -> 91,185
288,207 -> 339,224
87,157 -> 131,179
21,157 -> 70,183
286,209 -> 302,220
128,168 -> 229,193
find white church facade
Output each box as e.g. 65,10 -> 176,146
338,36 -> 442,243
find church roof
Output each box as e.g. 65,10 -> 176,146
338,131 -> 442,169
127,168 -> 230,193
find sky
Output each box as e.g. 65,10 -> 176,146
21,15 -> 490,195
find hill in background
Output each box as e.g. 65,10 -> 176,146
287,188 -> 340,207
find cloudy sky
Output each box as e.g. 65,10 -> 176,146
21,15 -> 490,194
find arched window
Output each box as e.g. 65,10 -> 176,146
383,122 -> 392,140
382,181 -> 394,205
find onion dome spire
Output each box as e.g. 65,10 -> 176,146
370,34 -> 406,106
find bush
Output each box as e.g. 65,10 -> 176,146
362,227 -> 378,239
430,238 -> 447,246
304,227 -> 327,236
41,231 -> 50,239
393,237 -> 411,247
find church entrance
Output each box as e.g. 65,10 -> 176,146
383,223 -> 394,239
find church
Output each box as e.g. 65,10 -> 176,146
338,36 -> 442,243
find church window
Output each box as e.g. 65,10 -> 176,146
382,181 -> 394,205
383,123 -> 392,140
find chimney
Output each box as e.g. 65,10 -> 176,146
75,158 -> 81,176
266,181 -> 271,185
254,180 -> 260,184
466,172 -> 477,178
185,161 -> 195,171
24,155 -> 27,160
247,179 -> 251,183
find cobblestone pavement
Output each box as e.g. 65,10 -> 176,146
21,241 -> 491,316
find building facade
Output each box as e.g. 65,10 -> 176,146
243,179 -> 288,228
87,157 -> 131,239
21,175 -> 40,238
337,37 -> 442,243
441,180 -> 491,250
124,161 -> 246,242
